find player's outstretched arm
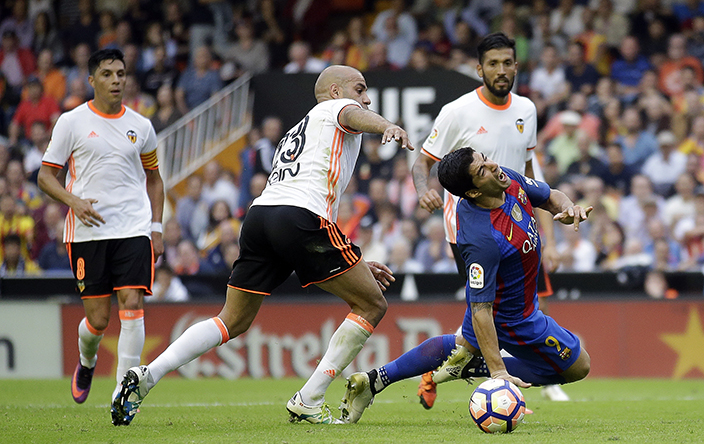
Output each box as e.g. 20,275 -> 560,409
471,301 -> 530,388
38,164 -> 105,227
540,189 -> 593,232
339,107 -> 414,151
412,154 -> 443,213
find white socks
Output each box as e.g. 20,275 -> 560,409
78,317 -> 104,368
299,313 -> 373,406
115,310 -> 145,387
147,317 -> 229,390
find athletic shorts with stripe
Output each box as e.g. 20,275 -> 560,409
228,205 -> 362,294
67,236 -> 154,298
462,308 -> 581,376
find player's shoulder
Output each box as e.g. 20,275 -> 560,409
442,90 -> 481,111
122,105 -> 153,127
509,93 -> 537,114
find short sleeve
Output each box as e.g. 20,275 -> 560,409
41,113 -> 73,168
330,99 -> 363,134
505,168 -> 550,207
422,104 -> 462,161
140,123 -> 159,169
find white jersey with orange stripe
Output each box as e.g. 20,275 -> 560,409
42,101 -> 158,243
252,98 -> 362,223
421,87 -> 537,243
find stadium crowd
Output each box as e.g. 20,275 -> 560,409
1,0 -> 704,299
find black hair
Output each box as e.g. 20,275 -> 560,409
3,233 -> 21,247
88,48 -> 125,76
477,32 -> 516,64
437,147 -> 477,198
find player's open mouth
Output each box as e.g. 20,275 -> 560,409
498,170 -> 507,182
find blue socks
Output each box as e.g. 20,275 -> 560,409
374,334 -> 456,393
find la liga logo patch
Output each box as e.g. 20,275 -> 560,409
469,263 -> 484,288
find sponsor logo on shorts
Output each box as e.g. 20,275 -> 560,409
469,263 -> 484,289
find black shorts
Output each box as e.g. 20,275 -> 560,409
450,242 -> 553,297
228,205 -> 362,294
67,236 -> 154,298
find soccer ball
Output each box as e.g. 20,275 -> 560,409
469,378 -> 526,433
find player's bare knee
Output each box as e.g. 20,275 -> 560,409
87,314 -> 109,331
563,349 -> 590,382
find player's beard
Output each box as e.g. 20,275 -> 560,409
483,76 -> 514,98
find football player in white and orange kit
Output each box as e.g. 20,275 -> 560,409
412,33 -> 569,406
111,65 -> 414,426
37,49 -> 164,415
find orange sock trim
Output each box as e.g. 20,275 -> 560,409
119,309 -> 145,321
213,317 -> 230,344
84,318 -> 106,336
346,313 -> 374,334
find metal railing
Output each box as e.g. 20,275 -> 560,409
157,73 -> 252,190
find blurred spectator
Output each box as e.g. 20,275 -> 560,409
148,264 -> 189,302
610,35 -> 652,100
0,0 -> 33,48
564,134 -> 608,182
252,116 -> 282,176
614,106 -> 659,170
529,13 -> 567,67
163,0 -> 190,68
587,76 -> 615,118
386,155 -> 417,219
372,200 -> 403,251
32,48 -> 65,104
414,216 -> 452,272
618,174 -> 665,243
172,238 -> 214,276
557,222 -> 597,271
283,0 -> 331,45
159,218 -> 183,268
140,22 -> 177,73
659,33 -> 704,97
678,113 -> 704,164
642,131 -> 688,197
8,76 -> 59,146
283,41 -> 327,74
31,11 -> 63,63
219,17 -> 270,78
597,97 -> 623,146
387,237 -> 424,274
639,93 -> 672,137
123,73 -> 155,118
0,233 -> 40,276
200,160 -> 239,215
355,215 -> 387,264
62,76 -> 89,111
0,193 -> 34,260
255,0 -> 289,69
366,41 -> 394,71
550,0 -> 585,38
175,46 -> 223,114
673,188 -> 704,268
593,219 -> 625,270
150,84 -> 182,134
529,43 -> 567,120
96,9 -> 117,49
37,220 -> 70,272
629,0 -> 680,49
23,120 -> 49,182
598,142 -> 637,196
197,199 -> 238,251
141,45 -> 179,99
30,200 -> 64,260
416,21 -> 452,68
687,15 -> 704,61
175,175 -> 209,243
672,1 -> 704,27
564,40 -> 600,96
644,218 -> 681,271
592,0 -> 630,49
65,43 -> 93,101
0,30 -> 36,94
538,92 -> 601,150
5,158 -> 42,211
202,218 -> 240,274
371,0 -> 417,69
64,0 -> 100,49
355,134 -> 395,195
546,111 -> 585,175
662,172 -> 698,229
122,43 -> 142,76
104,19 -> 134,53
577,175 -> 620,222
344,16 -> 370,71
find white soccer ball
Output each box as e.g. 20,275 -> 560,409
469,378 -> 526,433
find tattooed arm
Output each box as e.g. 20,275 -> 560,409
471,301 -> 530,388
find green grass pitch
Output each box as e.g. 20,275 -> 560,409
2,377 -> 703,443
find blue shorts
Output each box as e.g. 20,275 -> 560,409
462,308 -> 581,376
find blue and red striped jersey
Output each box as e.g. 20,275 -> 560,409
456,168 -> 550,324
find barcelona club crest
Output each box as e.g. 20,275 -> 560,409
515,118 -> 524,134
126,130 -> 137,143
